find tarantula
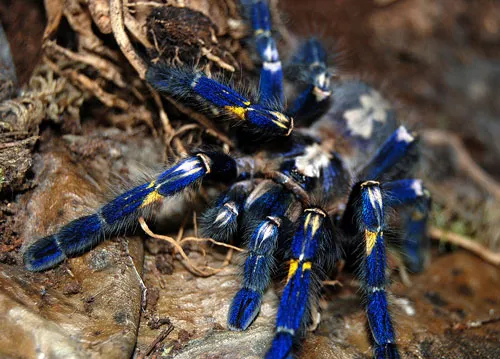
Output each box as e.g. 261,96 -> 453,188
24,1 -> 431,358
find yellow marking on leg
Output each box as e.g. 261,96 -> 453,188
243,100 -> 251,106
302,261 -> 312,272
304,212 -> 311,230
146,181 -> 156,189
365,229 -> 378,256
411,209 -> 425,221
140,190 -> 164,208
287,259 -> 299,283
270,111 -> 290,125
304,212 -> 322,238
225,106 -> 247,119
272,119 -> 289,129
311,215 -> 321,238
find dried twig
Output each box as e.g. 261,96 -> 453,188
138,321 -> 174,359
422,129 -> 500,201
430,226 -> 500,266
68,70 -> 130,110
452,316 -> 500,331
139,217 -> 242,277
109,0 -> 147,79
201,47 -> 236,72
149,89 -> 187,157
124,10 -> 153,49
45,40 -> 126,87
162,96 -> 235,149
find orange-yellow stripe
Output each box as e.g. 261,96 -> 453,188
140,190 -> 163,208
225,105 -> 249,119
286,260 -> 312,282
365,229 -> 378,256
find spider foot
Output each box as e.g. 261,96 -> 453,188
228,288 -> 262,331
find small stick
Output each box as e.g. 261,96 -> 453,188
201,47 -> 236,72
430,227 -> 500,266
45,40 -> 126,87
167,124 -> 200,149
139,218 -> 242,277
109,0 -> 147,79
139,322 -> 174,359
452,316 -> 500,331
178,236 -> 244,252
422,129 -> 500,201
149,89 -> 186,157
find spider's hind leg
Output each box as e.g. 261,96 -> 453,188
24,152 -> 238,271
383,179 -> 432,273
287,38 -> 332,125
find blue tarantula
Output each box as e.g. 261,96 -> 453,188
23,1 -> 431,358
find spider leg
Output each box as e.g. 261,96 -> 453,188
228,216 -> 281,330
147,65 -> 293,137
248,0 -> 284,106
199,180 -> 256,243
228,182 -> 294,330
265,207 -> 337,359
359,126 -> 418,181
23,152 -> 237,271
287,38 -> 332,125
382,179 -> 432,273
356,181 -> 400,359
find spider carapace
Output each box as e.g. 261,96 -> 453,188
24,1 -> 431,358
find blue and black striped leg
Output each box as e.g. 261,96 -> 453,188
249,0 -> 284,106
266,207 -> 335,359
359,181 -> 400,359
199,180 -> 255,243
383,179 -> 432,273
147,65 -> 293,137
228,215 -> 282,330
360,126 -> 418,181
228,185 -> 294,330
23,152 -> 238,272
287,38 -> 332,125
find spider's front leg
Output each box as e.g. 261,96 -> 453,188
287,38 -> 333,125
266,207 -> 338,359
147,65 -> 293,137
23,152 -> 237,271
